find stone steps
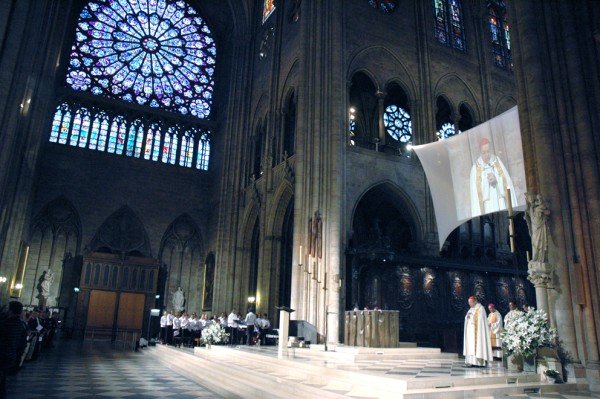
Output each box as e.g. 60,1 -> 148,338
402,381 -> 579,399
147,345 -> 348,399
150,345 -> 591,399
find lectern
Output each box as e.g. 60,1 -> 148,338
276,306 -> 295,358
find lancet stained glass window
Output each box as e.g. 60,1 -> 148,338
433,0 -> 466,51
488,0 -> 512,71
368,0 -> 397,14
49,102 -> 211,170
67,0 -> 216,118
383,105 -> 412,143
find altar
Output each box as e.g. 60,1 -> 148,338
344,310 -> 399,348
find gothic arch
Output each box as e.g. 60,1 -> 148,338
495,95 -> 517,115
458,101 -> 477,131
89,205 -> 151,257
241,201 -> 261,249
22,196 -> 82,307
279,59 -> 300,108
267,181 -> 294,238
434,72 -> 481,121
347,45 -> 417,98
350,181 -> 424,244
159,214 -> 204,312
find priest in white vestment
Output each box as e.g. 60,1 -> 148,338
504,301 -> 520,328
487,304 -> 503,358
469,138 -> 517,216
463,296 -> 493,367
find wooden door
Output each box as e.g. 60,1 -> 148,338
87,290 -> 117,338
116,292 -> 145,331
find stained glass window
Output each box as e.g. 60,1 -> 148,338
179,131 -> 194,167
262,0 -> 276,24
383,105 -> 412,143
437,122 -> 456,140
488,1 -> 512,70
48,102 -> 211,170
197,132 -> 210,170
368,0 -> 397,14
433,0 -> 466,51
67,0 -> 216,118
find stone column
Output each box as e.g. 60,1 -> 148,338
375,91 -> 387,147
527,261 -> 553,321
510,1 -> 600,389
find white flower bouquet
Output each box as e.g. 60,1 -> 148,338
500,308 -> 557,358
201,323 -> 229,345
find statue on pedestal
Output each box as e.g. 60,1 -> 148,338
39,269 -> 55,308
524,193 -> 551,263
172,286 -> 185,312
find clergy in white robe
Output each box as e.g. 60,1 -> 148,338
469,138 -> 517,216
463,296 -> 493,367
487,304 -> 504,358
504,301 -> 520,328
160,311 -> 167,344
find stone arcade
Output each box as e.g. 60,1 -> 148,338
0,0 -> 599,396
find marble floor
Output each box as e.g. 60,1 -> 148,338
5,341 -> 221,399
6,341 -> 600,399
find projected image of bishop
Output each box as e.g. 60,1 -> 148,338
469,138 -> 517,216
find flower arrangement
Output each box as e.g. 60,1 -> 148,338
500,308 -> 558,358
201,323 -> 229,345
544,369 -> 559,378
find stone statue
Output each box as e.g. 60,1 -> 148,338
524,193 -> 551,263
40,269 -> 54,299
38,269 -> 55,308
172,286 -> 185,312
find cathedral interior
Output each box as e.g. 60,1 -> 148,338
0,0 -> 599,392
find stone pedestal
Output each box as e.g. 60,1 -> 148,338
527,261 -> 553,317
586,361 -> 600,392
277,307 -> 294,358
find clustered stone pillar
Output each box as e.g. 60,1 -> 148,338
527,262 -> 553,322
510,0 -> 600,391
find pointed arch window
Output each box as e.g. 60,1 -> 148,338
433,0 -> 466,51
488,0 -> 512,71
48,0 -> 214,171
436,96 -> 456,140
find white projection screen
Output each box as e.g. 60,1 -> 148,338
413,107 -> 527,249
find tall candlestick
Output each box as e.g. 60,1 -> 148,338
506,187 -> 513,217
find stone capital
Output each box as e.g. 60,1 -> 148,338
527,261 -> 554,287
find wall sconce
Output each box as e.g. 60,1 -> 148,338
0,276 -> 7,283
73,287 -> 80,293
247,296 -> 256,304
14,283 -> 23,290
155,294 -> 160,299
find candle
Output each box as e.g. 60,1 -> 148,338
526,251 -> 531,262
299,245 -> 303,266
506,187 -> 513,217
